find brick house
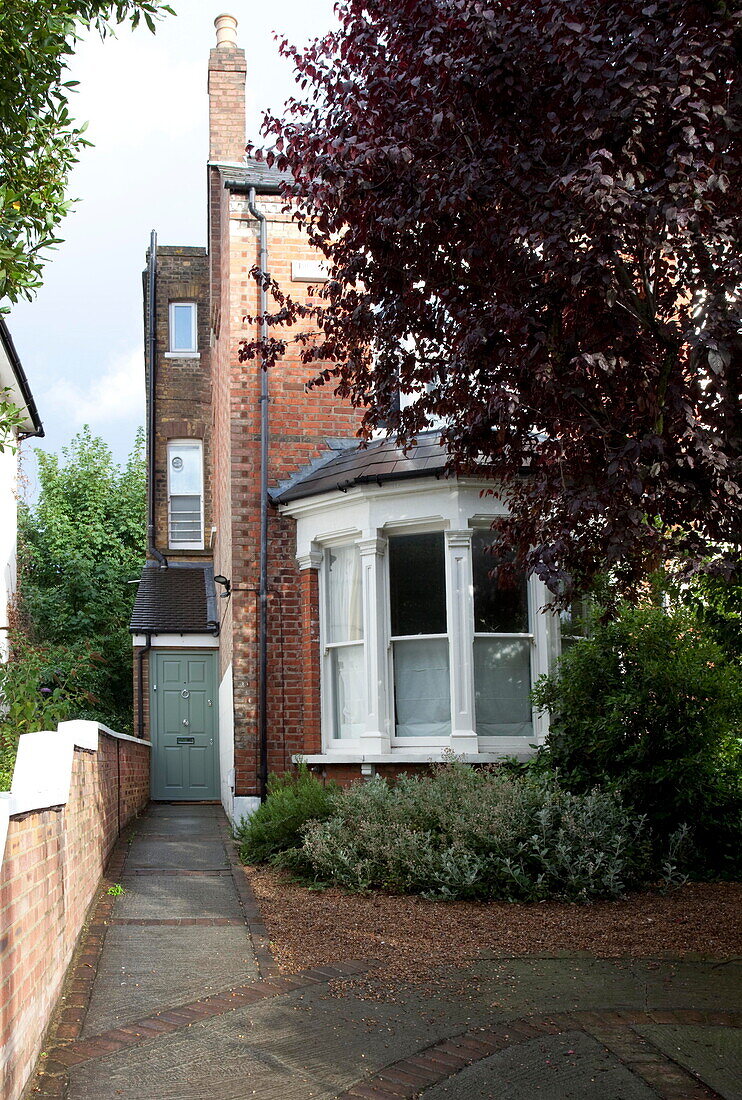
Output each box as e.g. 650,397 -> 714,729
131,15 -> 565,822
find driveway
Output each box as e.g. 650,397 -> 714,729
30,803 -> 741,1099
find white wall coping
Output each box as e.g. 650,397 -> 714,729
0,720 -> 150,866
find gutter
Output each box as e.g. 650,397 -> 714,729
247,187 -> 270,803
145,230 -> 168,569
0,317 -> 44,439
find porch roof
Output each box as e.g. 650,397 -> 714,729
129,563 -> 219,635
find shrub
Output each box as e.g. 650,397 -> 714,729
532,604 -> 742,875
300,764 -> 651,902
236,762 -> 338,864
0,635 -> 101,789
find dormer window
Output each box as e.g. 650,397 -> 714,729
168,440 -> 203,549
168,302 -> 197,355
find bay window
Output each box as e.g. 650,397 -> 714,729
305,487 -> 553,757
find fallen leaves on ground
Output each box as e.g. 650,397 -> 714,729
244,868 -> 742,999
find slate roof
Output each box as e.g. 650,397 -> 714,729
130,563 -> 219,635
271,431 -> 453,505
222,157 -> 292,194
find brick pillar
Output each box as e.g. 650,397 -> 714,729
208,15 -> 247,164
298,552 -> 323,754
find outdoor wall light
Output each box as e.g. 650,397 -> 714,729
214,574 -> 232,597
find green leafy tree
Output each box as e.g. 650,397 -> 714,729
18,426 -> 146,729
0,0 -> 172,305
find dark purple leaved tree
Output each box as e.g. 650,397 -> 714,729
244,0 -> 741,603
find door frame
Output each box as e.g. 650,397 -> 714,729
150,648 -> 219,801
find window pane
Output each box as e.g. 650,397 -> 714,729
389,532 -> 446,636
326,545 -> 362,643
472,530 -> 528,633
474,637 -> 533,737
560,597 -> 591,652
169,444 -> 202,495
170,495 -> 202,544
331,645 -> 364,738
171,303 -> 195,351
393,637 -> 451,737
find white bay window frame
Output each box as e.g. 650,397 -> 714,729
286,480 -> 554,762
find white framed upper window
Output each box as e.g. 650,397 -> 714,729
167,440 -> 203,549
168,302 -> 197,355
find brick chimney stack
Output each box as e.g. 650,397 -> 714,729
208,14 -> 246,164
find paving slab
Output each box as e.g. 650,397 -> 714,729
113,867 -> 244,919
126,836 -> 229,869
635,1023 -> 742,1100
82,925 -> 259,1035
454,956 -> 742,1017
419,1029 -> 657,1099
132,814 -> 223,837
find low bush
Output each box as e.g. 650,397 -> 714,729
236,763 -> 338,864
532,604 -> 742,876
300,764 -> 651,902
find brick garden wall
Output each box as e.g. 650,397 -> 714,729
0,731 -> 149,1100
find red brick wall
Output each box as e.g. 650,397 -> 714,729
148,246 -> 212,558
0,733 -> 149,1100
224,192 -> 365,795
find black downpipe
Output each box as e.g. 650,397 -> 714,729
247,189 -> 269,803
138,631 -> 152,740
146,230 -> 168,569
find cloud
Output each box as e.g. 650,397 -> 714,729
46,348 -> 144,428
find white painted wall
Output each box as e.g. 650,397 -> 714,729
218,663 -> 234,817
216,662 -> 260,826
0,447 -> 18,662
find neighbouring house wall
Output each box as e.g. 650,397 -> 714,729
0,446 -> 17,661
0,725 -> 149,1100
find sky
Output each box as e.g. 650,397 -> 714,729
9,0 -> 336,491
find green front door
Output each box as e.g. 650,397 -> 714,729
151,650 -> 219,800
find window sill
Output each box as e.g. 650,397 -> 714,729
294,749 -> 537,765
164,351 -> 200,359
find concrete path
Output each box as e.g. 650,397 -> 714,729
30,804 -> 742,1099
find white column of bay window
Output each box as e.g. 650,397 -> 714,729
445,530 -> 479,754
529,574 -> 554,743
358,537 -> 391,752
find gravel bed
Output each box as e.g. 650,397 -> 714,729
245,867 -> 742,996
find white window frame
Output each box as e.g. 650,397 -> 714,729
321,540 -> 365,744
167,439 -> 204,550
469,524 -> 538,751
166,301 -> 198,357
387,527 -> 452,747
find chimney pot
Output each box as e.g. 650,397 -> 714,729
214,13 -> 238,48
